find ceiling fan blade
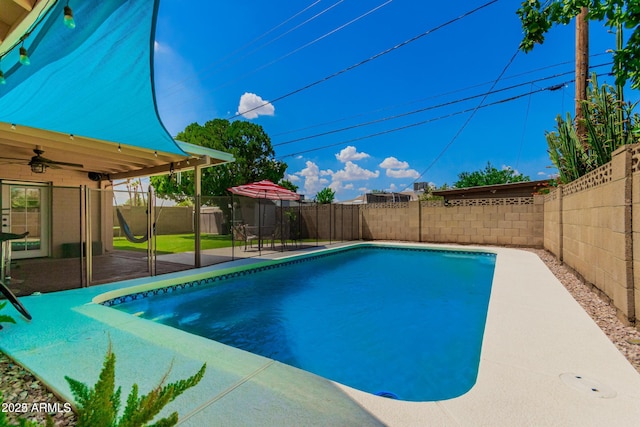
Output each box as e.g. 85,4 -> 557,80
0,157 -> 29,162
34,156 -> 83,169
48,160 -> 84,168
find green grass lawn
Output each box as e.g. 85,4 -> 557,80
113,233 -> 235,254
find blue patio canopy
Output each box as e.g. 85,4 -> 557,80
0,0 -> 189,157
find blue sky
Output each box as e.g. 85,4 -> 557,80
153,0 -> 631,201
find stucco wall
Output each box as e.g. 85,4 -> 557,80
114,205 -> 195,236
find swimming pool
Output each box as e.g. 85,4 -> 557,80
108,245 -> 496,401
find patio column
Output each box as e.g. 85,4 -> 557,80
147,186 -> 156,276
194,164 -> 202,268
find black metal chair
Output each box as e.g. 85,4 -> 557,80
0,232 -> 32,321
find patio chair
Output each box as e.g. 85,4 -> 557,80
0,231 -> 32,321
232,224 -> 259,251
271,222 -> 299,250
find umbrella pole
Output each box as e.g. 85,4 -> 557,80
231,194 -> 235,260
258,198 -> 261,253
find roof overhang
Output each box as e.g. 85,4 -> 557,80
0,0 -> 54,49
0,122 -> 235,180
432,179 -> 551,198
0,1 -> 235,182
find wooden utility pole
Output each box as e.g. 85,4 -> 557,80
575,6 -> 589,145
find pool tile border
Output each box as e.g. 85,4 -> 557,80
101,245 -> 495,308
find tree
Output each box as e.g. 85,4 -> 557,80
454,162 -> 530,188
279,179 -> 298,192
517,1 -> 640,89
151,119 -> 287,202
315,187 -> 335,204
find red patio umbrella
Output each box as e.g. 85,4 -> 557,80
228,180 -> 300,253
228,180 -> 300,200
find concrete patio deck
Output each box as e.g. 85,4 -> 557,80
1,243 -> 640,426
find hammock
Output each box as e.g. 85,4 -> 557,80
115,207 -> 148,244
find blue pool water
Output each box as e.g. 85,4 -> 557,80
113,246 -> 496,401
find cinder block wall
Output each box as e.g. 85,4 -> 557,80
300,198 -> 544,246
545,145 -> 637,325
361,202 -> 418,241
420,198 -> 543,246
543,190 -> 561,257
631,146 -> 640,327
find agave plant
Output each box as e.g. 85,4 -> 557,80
65,343 -> 206,427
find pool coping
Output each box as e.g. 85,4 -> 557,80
2,242 -> 640,426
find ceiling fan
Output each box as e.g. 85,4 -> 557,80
0,147 -> 84,174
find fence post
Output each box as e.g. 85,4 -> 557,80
418,200 -> 422,243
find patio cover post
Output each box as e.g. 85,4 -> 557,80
194,164 -> 202,268
79,186 -> 85,287
83,185 -> 92,286
147,186 -> 156,276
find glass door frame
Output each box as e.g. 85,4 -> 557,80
1,180 -> 51,259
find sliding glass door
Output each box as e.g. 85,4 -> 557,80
1,182 -> 50,259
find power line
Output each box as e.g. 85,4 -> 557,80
229,0 -> 500,120
405,47 -> 523,190
277,71 -> 615,160
273,62 -> 612,148
214,0 -> 393,101
278,82 -> 568,159
516,83 -> 535,169
405,59 -> 611,190
270,54 -> 611,139
158,0 -> 327,99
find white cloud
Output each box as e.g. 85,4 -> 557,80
236,92 -> 275,119
332,161 -> 379,181
502,164 -> 520,175
379,157 -> 409,170
537,171 -> 546,176
292,160 -> 379,198
286,174 -> 300,182
379,156 -> 419,179
294,161 -> 332,196
386,168 -> 420,179
336,146 -> 370,163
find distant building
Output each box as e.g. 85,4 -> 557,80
432,179 -> 550,202
413,182 -> 431,192
337,192 -> 415,204
365,192 -> 412,204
